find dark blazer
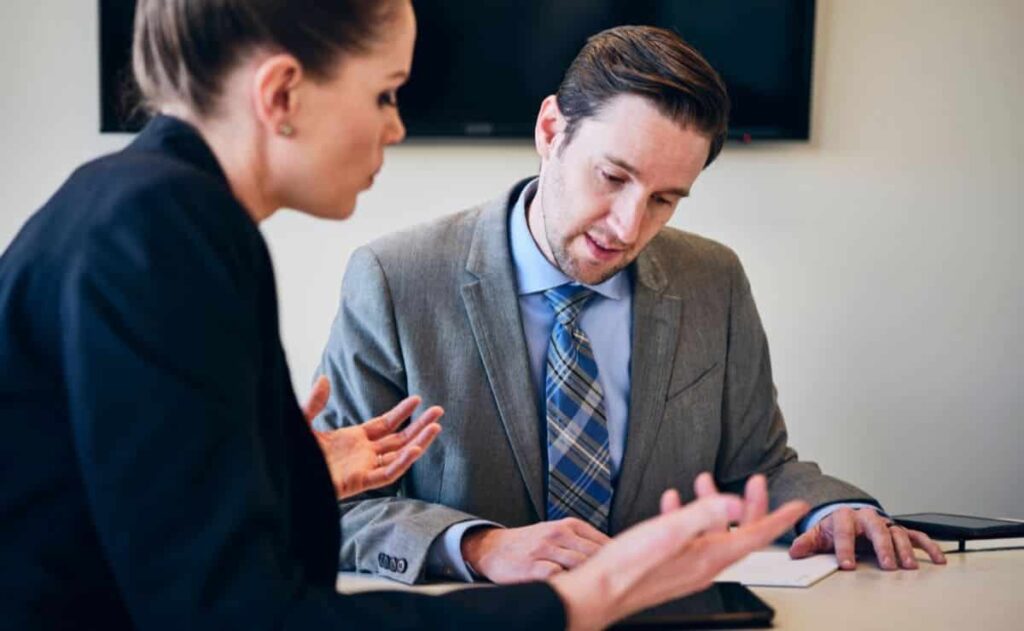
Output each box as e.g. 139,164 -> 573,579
0,116 -> 564,629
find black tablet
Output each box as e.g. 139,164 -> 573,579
893,513 -> 1024,540
610,583 -> 773,630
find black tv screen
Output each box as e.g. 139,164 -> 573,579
101,0 -> 816,141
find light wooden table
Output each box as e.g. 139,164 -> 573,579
337,538 -> 1024,630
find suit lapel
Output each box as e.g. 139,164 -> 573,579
611,241 -> 683,531
461,188 -> 546,519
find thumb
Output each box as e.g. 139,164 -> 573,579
788,527 -> 821,559
303,375 -> 331,424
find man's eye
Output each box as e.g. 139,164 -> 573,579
601,171 -> 625,184
378,91 -> 398,107
653,196 -> 671,206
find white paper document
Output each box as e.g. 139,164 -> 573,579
713,550 -> 838,588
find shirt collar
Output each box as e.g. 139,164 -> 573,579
508,178 -> 631,300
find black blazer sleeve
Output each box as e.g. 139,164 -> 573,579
54,172 -> 565,630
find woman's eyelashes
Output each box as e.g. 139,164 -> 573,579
600,169 -> 626,186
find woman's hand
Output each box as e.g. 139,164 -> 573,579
302,376 -> 443,500
549,473 -> 808,631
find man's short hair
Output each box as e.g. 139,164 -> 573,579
556,25 -> 730,167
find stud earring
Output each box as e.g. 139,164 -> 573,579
278,122 -> 295,137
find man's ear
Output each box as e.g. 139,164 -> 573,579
251,54 -> 303,137
534,94 -> 567,161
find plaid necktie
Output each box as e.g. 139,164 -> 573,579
543,284 -> 613,532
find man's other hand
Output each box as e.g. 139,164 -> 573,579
789,506 -> 946,570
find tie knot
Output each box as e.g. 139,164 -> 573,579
544,284 -> 594,327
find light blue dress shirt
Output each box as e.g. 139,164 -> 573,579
425,179 -> 878,580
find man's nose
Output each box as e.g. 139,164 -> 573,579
607,195 -> 645,246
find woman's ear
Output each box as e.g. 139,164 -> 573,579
534,94 -> 567,161
252,54 -> 303,137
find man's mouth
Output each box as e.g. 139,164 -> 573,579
583,233 -> 624,261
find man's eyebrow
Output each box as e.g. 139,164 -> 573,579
388,70 -> 409,80
605,155 -> 690,198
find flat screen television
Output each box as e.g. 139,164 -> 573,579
101,0 -> 816,141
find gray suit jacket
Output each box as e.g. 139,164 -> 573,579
315,180 -> 875,584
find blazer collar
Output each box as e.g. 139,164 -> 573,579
129,115 -> 228,186
633,234 -> 672,295
461,179 -> 548,519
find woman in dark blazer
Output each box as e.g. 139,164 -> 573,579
0,1 -> 806,629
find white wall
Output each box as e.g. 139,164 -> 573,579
2,1 -> 1021,519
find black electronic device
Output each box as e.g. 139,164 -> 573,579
610,582 -> 774,630
100,1 -> 818,141
894,513 -> 1024,540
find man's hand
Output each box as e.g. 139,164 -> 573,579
789,506 -> 947,570
460,518 -> 611,583
549,473 -> 809,631
302,376 -> 443,500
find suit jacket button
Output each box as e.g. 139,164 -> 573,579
397,559 -> 408,573
378,553 -> 387,568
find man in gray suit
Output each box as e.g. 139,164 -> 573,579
314,26 -> 946,584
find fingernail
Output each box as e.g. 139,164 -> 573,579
841,560 -> 854,569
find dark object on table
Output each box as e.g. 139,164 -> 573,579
894,513 -> 1024,552
611,582 -> 773,630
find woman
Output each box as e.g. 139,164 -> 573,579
0,1 -> 806,629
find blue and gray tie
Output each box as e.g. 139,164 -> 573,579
544,284 -> 613,532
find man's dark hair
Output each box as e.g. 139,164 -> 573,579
132,0 -> 404,117
556,25 -> 730,167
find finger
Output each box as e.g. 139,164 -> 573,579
889,527 -> 918,569
362,446 -> 423,490
532,560 -> 563,581
660,488 -> 682,514
907,529 -> 947,565
859,512 -> 897,570
375,427 -> 442,468
788,524 -> 824,559
373,406 -> 444,453
538,544 -> 589,570
729,500 -> 811,553
742,474 -> 769,524
693,471 -> 718,499
830,509 -> 858,570
378,451 -> 401,467
406,421 -> 442,454
302,376 -> 331,424
565,518 -> 612,546
659,495 -> 747,546
553,534 -> 603,558
362,396 -> 422,440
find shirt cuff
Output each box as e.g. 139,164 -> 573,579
799,502 -> 888,533
425,519 -> 502,582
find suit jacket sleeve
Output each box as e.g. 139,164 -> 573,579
315,246 -> 488,584
713,253 -> 877,522
59,183 -> 564,629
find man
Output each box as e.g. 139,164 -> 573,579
315,25 -> 946,584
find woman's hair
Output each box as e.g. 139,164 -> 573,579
556,25 -> 730,167
132,0 -> 404,116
